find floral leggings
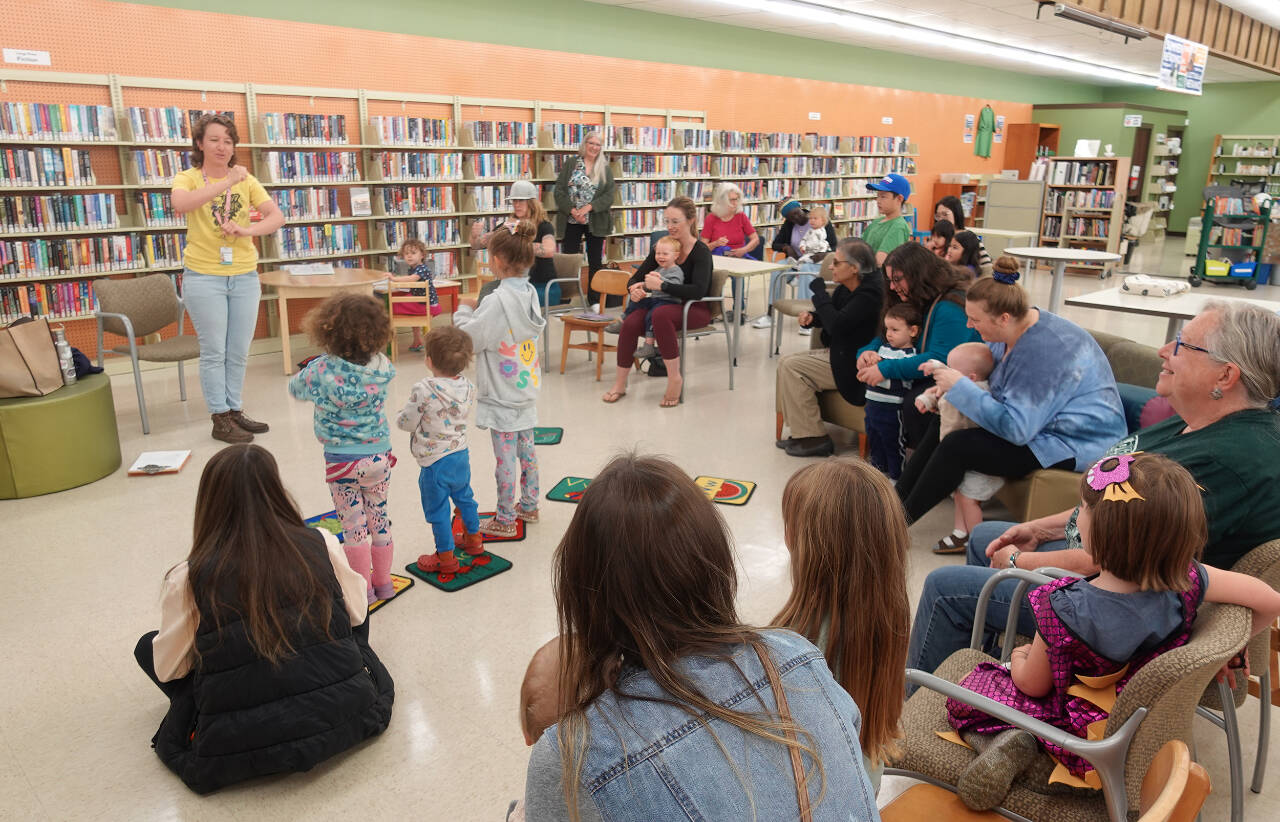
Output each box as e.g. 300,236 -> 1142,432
491,429 -> 538,524
326,452 -> 395,592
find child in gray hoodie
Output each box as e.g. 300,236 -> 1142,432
452,220 -> 548,538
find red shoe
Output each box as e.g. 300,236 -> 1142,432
416,550 -> 460,574
461,532 -> 485,556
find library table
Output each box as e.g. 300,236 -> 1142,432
713,255 -> 793,365
1003,247 -> 1122,314
260,268 -> 389,374
1065,285 -> 1280,342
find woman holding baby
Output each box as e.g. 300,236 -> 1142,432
895,255 -> 1127,529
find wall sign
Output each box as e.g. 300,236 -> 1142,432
1123,114 -> 1143,127
3,48 -> 51,66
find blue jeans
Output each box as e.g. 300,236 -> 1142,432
182,269 -> 260,414
418,450 -> 480,554
864,400 -> 905,479
906,520 -> 1069,684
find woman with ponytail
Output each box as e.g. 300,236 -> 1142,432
895,256 -> 1126,524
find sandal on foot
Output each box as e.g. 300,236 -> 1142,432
602,389 -> 626,403
478,518 -> 519,538
933,533 -> 969,555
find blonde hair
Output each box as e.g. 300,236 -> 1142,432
653,235 -> 681,254
772,458 -> 910,768
709,182 -> 743,220
577,130 -> 608,187
808,205 -> 828,225
968,256 -> 1029,318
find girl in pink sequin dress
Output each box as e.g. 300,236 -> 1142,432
945,452 -> 1280,810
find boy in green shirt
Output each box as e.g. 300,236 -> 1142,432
864,173 -> 913,265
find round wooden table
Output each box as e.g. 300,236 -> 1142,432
260,267 -> 389,374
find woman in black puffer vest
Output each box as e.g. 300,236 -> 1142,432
134,444 -> 393,794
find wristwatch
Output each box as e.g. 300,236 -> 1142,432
1008,550 -> 1021,569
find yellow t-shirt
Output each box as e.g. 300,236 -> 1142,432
173,166 -> 271,276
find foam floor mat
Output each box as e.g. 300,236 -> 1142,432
693,476 -> 757,506
405,551 -> 513,592
533,427 -> 563,445
546,476 -> 592,503
367,573 -> 413,613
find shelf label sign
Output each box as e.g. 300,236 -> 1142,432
1157,34 -> 1207,95
880,116 -> 893,125
1123,114 -> 1143,127
808,111 -> 821,121
3,48 -> 51,66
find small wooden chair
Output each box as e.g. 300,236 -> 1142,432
385,278 -> 430,363
558,269 -> 630,381
881,739 -> 1209,822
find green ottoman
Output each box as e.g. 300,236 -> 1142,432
0,373 -> 122,498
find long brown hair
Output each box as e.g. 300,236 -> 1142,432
553,454 -> 824,820
883,242 -> 969,322
771,458 -> 910,767
184,444 -> 334,664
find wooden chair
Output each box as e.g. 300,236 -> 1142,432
881,739 -> 1209,822
384,278 -> 430,363
558,269 -> 630,380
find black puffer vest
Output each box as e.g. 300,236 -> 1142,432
151,528 -> 394,793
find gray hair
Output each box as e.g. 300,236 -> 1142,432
836,237 -> 877,276
709,182 -> 742,220
578,130 -> 608,187
1203,301 -> 1280,406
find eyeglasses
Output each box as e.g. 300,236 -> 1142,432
1173,331 -> 1219,359
887,273 -> 906,285
663,218 -> 684,226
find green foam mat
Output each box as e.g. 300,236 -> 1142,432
693,476 -> 757,506
533,427 -> 563,445
304,510 -> 346,541
368,574 -> 413,613
452,510 -> 525,543
405,550 -> 512,592
546,476 -> 592,503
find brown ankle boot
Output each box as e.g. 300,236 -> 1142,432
226,409 -> 269,433
211,412 -> 253,443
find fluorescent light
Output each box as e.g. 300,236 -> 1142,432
1049,3 -> 1148,41
702,0 -> 1158,85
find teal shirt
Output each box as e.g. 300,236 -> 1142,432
857,298 -> 979,381
862,215 -> 911,256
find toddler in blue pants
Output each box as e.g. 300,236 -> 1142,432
396,325 -> 482,574
864,302 -> 920,480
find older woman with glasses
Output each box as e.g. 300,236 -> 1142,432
906,301 -> 1280,677
775,239 -> 884,457
554,130 -> 615,310
603,196 -> 713,408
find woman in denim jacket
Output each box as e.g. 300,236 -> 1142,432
521,454 -> 879,821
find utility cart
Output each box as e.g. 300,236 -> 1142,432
1189,185 -> 1272,291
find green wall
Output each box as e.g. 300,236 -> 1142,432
1102,83 -> 1280,230
128,0 -> 1105,103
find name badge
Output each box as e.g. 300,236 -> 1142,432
219,246 -> 233,266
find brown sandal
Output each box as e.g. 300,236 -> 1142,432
933,533 -> 968,555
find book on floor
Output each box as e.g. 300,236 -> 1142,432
128,450 -> 191,475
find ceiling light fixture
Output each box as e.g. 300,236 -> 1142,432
1039,2 -> 1149,43
703,0 -> 1157,85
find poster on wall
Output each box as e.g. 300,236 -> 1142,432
994,114 -> 1005,144
1157,34 -> 1208,95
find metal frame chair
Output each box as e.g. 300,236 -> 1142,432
889,567 -> 1251,822
675,265 -> 731,403
94,273 -> 198,435
538,252 -> 586,373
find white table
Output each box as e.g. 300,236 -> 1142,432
713,255 -> 793,365
972,227 -> 1038,261
1003,247 -> 1123,314
1065,285 -> 1280,342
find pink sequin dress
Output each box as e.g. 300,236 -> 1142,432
946,563 -> 1206,778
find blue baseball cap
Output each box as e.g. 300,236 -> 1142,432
867,173 -> 911,201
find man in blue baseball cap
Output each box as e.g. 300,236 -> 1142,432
864,173 -> 913,265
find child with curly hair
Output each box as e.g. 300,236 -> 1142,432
289,293 -> 397,603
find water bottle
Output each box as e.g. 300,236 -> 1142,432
52,327 -> 76,386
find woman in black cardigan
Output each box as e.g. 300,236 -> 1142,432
602,196 -> 712,408
775,238 -> 884,457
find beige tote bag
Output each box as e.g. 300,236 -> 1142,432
0,318 -> 64,398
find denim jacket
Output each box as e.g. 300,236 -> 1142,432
522,630 -> 880,821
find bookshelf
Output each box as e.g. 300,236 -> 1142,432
932,179 -> 985,229
1037,156 -> 1130,273
1207,134 -> 1280,198
1004,123 -> 1060,180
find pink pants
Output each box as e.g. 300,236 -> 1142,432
326,452 -> 395,593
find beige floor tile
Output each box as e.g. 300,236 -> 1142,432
2,239 -> 1277,819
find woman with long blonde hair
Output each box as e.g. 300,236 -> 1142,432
521,453 -> 878,820
553,130 -> 615,309
771,457 -> 911,793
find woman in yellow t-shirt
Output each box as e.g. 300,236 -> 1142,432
171,114 -> 284,443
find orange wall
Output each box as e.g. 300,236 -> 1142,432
4,1 -> 1028,353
